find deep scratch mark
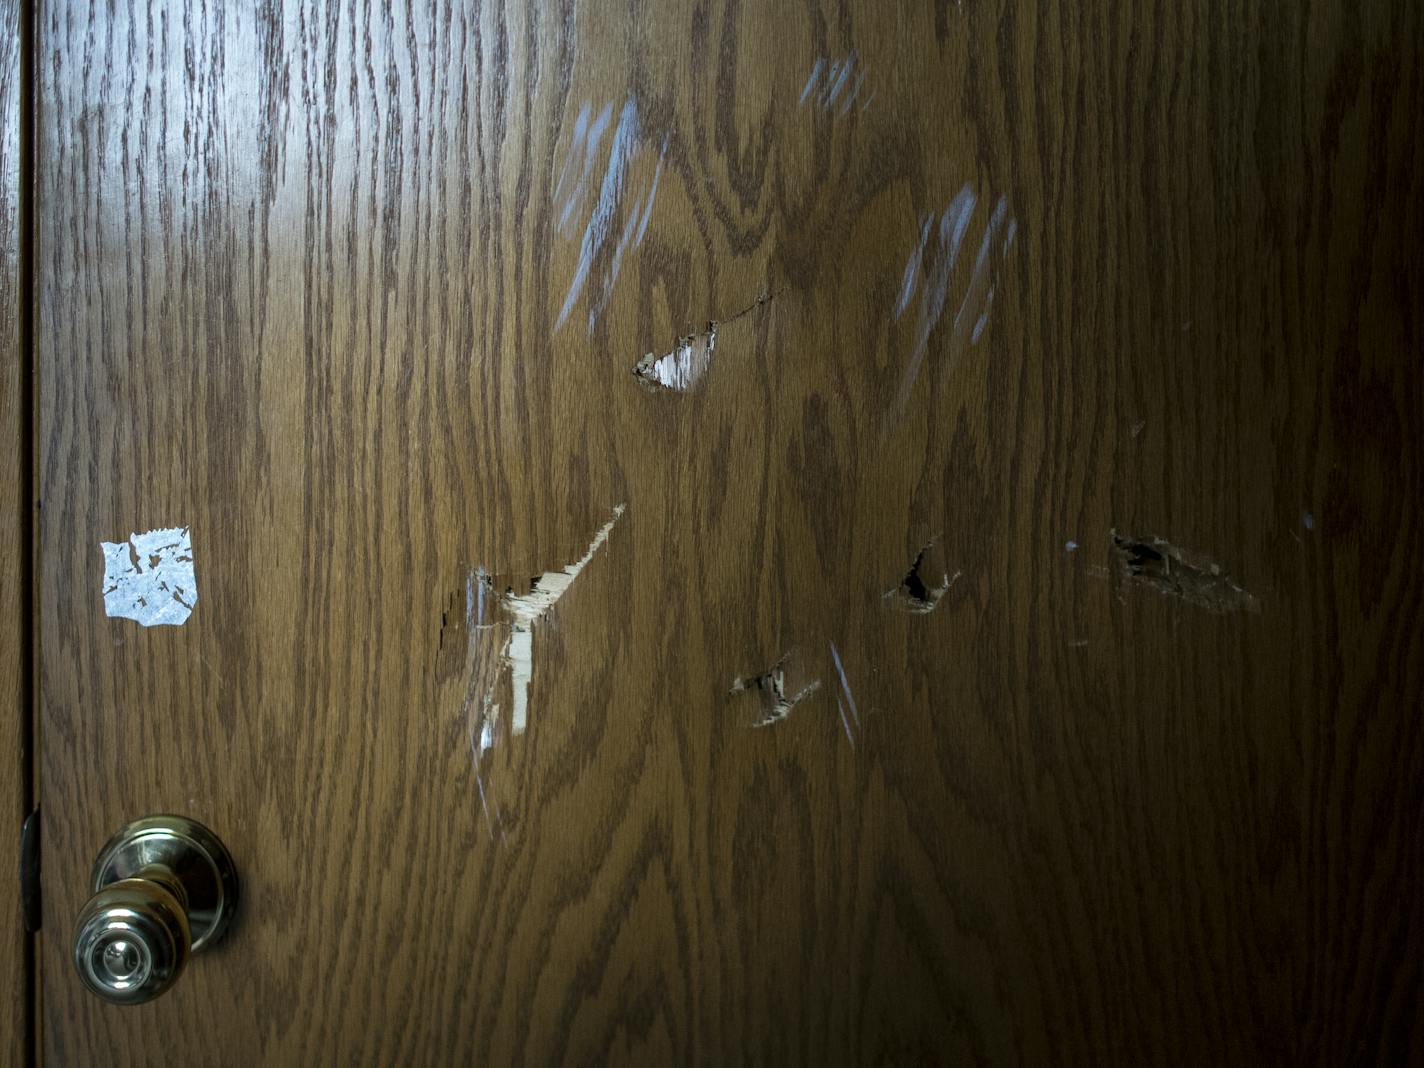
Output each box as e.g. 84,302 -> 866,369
730,651 -> 821,727
884,539 -> 958,614
632,291 -> 773,393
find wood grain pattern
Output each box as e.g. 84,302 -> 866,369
1,0 -> 28,1062
37,1 -> 1424,1065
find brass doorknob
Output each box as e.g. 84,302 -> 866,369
72,816 -> 238,1005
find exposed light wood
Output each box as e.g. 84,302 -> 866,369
1,0 -> 28,1062
37,2 -> 1424,1064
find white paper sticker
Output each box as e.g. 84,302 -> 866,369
100,526 -> 198,627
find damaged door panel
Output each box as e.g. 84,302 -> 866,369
33,0 -> 1424,1064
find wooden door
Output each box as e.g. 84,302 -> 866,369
2,0 -> 29,1060
34,1 -> 1424,1065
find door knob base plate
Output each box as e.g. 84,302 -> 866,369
92,815 -> 239,951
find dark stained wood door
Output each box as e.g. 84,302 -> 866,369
35,1 -> 1424,1065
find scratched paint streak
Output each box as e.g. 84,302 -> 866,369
822,54 -> 854,107
971,287 -> 994,344
835,695 -> 856,749
552,101 -> 591,227
456,627 -> 503,839
828,641 -> 860,728
798,54 -> 869,115
839,67 -> 866,115
896,185 -> 977,410
798,57 -> 825,105
594,138 -> 667,331
951,197 -> 1009,341
555,101 -> 614,237
893,186 -> 1016,414
100,526 -> 198,627
557,99 -> 639,329
594,192 -> 647,332
633,145 -> 666,247
556,98 -> 664,334
895,214 -> 934,320
466,687 -> 498,837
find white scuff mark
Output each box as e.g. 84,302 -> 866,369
502,504 -> 627,734
634,325 -> 717,392
893,187 -> 1016,414
798,53 -> 869,115
100,526 -> 198,627
556,98 -> 665,334
1065,540 -> 1079,552
1302,511 -> 1316,532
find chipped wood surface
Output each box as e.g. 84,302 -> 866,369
34,1 -> 1424,1064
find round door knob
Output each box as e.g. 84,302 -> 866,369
72,816 -> 239,1005
74,873 -> 191,1003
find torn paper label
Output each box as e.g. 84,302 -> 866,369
100,526 -> 198,627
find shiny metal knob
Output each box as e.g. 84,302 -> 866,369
73,816 -> 238,1005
